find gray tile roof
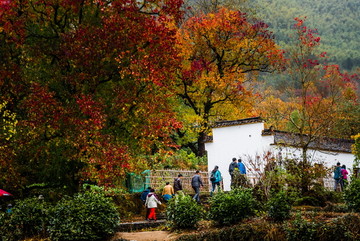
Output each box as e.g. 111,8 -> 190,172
213,117 -> 263,128
206,117 -> 354,153
263,129 -> 354,153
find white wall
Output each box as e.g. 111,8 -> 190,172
206,122 -> 273,191
205,122 -> 355,191
277,146 -> 354,174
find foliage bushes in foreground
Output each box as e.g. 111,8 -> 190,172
48,192 -> 120,241
267,190 -> 292,222
0,192 -> 120,241
166,193 -> 203,229
0,197 -> 50,241
344,178 -> 360,212
208,188 -> 257,226
175,213 -> 360,241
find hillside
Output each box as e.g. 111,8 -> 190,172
248,0 -> 360,70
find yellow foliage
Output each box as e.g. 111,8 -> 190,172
0,101 -> 18,144
176,7 -> 283,139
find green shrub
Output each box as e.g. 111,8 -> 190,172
318,214 -> 360,241
267,190 -> 291,222
344,178 -> 360,212
284,212 -> 318,241
322,202 -> 349,213
166,193 -> 203,229
0,197 -> 50,241
208,188 -> 257,226
48,192 -> 120,241
294,196 -> 322,206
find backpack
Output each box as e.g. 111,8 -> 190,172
210,171 -> 216,182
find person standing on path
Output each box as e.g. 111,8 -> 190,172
210,166 -> 222,196
238,158 -> 246,175
141,186 -> 152,220
173,174 -> 183,193
340,165 -> 349,190
145,189 -> 162,221
229,158 -> 238,189
191,170 -> 203,203
333,162 -> 342,191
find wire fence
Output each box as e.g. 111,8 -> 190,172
143,170 -> 338,194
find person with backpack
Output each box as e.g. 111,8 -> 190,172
145,189 -> 162,221
333,162 -> 342,191
210,165 -> 222,196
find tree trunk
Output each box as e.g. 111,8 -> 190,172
197,132 -> 207,157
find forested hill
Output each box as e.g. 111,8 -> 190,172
248,0 -> 360,70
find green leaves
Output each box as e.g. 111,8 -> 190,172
49,192 -> 120,241
166,193 -> 204,229
208,188 -> 257,225
267,190 -> 292,222
0,192 -> 120,241
344,178 -> 360,212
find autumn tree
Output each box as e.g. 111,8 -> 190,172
258,18 -> 359,193
0,0 -> 183,193
175,7 -> 284,156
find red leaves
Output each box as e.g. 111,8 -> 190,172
81,141 -> 131,187
20,83 -> 63,130
76,94 -> 106,131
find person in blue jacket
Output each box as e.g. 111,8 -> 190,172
238,158 -> 246,175
333,162 -> 342,191
141,187 -> 152,203
210,166 -> 222,196
141,187 -> 152,220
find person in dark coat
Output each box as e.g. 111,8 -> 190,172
173,174 -> 183,193
229,157 -> 238,188
141,187 -> 152,203
191,170 -> 203,203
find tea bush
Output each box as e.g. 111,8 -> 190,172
267,190 -> 291,222
344,178 -> 360,212
0,197 -> 50,241
208,188 -> 257,226
318,214 -> 360,241
166,193 -> 203,229
48,192 -> 120,241
284,212 -> 318,241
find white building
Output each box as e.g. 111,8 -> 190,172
205,117 -> 355,191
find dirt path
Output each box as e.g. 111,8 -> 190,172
111,231 -> 179,241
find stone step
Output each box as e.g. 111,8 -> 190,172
117,220 -> 166,232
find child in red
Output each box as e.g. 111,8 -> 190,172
145,189 -> 161,221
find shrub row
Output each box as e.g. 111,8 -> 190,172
166,178 -> 360,230
0,192 -> 120,241
166,188 -> 293,229
175,213 -> 360,241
